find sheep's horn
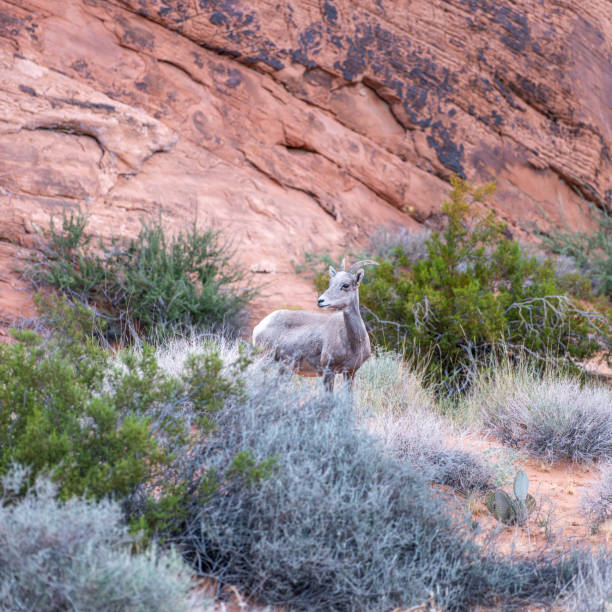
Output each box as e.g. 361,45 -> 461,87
340,258 -> 346,271
348,260 -> 379,274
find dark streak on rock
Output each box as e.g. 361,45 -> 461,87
0,10 -> 22,38
461,0 -> 531,55
120,21 -> 155,52
190,51 -> 204,69
323,0 -> 338,25
210,11 -> 229,26
330,34 -> 343,49
18,84 -> 36,96
226,68 -> 242,88
55,98 -> 116,113
291,25 -> 323,68
71,59 -> 94,80
493,74 -> 526,111
510,74 -> 550,110
28,125 -> 107,159
192,110 -> 214,140
242,53 -> 284,70
427,122 -> 465,176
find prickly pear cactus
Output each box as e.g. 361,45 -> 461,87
486,470 -> 535,526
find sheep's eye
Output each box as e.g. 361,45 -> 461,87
342,283 -> 350,290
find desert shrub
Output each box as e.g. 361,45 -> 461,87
419,446 -> 492,493
150,364 -> 601,611
358,352 -> 493,493
582,463 -> 612,532
466,362 -> 612,463
373,411 -> 493,494
122,334 -> 264,542
0,329 -> 159,500
0,297 -> 244,504
368,226 -> 431,263
353,177 -> 608,395
26,206 -> 254,341
541,204 -> 612,298
564,555 -> 612,612
0,466 -> 204,612
518,245 -> 596,301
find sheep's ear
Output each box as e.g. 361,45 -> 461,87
355,269 -> 365,285
329,265 -> 337,278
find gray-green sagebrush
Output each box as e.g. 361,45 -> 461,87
471,365 -> 612,463
155,362 -> 607,611
0,467 -> 205,612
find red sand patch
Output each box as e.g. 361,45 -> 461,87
457,433 -> 611,555
198,577 -> 284,612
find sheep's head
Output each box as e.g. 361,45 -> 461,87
317,259 -> 378,310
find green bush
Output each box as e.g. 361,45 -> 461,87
26,207 -> 255,341
0,330 -> 162,500
0,297 -> 244,507
350,177 -> 608,395
541,204 -> 612,298
0,467 -> 206,612
125,341 -> 274,542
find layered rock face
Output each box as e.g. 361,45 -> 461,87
0,0 -> 610,334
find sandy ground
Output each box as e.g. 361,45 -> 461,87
459,434 -> 611,555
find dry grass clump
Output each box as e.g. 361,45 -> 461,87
564,555 -> 612,611
358,352 -> 493,493
355,350 -> 435,417
168,371 -> 485,610
582,463 -> 612,532
465,362 -> 612,463
368,226 -> 432,263
154,330 -> 246,379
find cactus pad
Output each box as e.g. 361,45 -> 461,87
487,489 -> 515,523
513,470 -> 529,501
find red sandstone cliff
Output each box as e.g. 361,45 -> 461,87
0,0 -> 610,334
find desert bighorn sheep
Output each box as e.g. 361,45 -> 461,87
252,259 -> 378,391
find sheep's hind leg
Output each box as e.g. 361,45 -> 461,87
273,346 -> 289,377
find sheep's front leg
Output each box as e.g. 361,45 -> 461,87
323,371 -> 335,392
343,371 -> 355,392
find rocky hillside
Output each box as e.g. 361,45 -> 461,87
1,0 -> 610,333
